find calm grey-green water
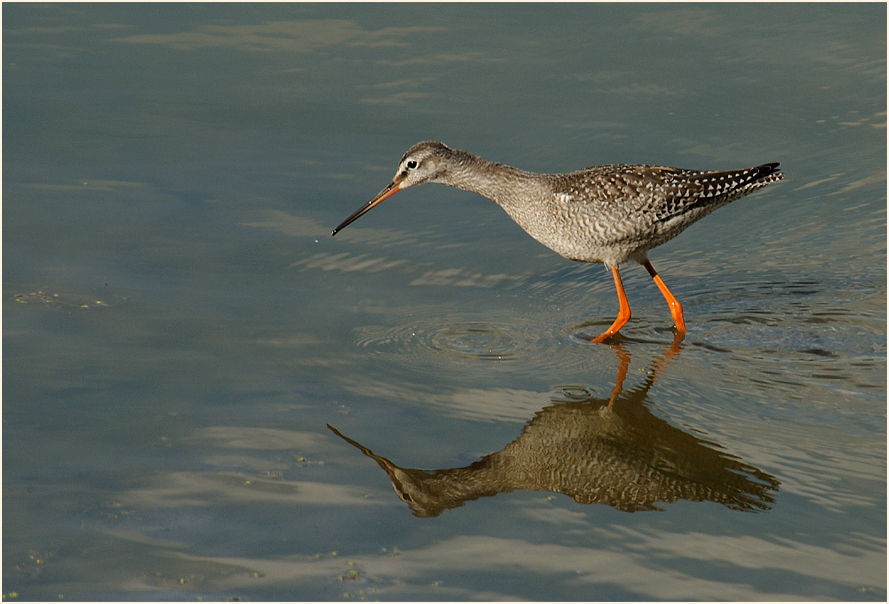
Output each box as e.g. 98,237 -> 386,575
4,4 -> 886,601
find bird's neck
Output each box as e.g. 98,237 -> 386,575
436,150 -> 550,210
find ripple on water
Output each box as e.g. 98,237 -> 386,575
351,310 -> 614,379
355,320 -> 538,363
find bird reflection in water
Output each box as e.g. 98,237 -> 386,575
328,344 -> 779,517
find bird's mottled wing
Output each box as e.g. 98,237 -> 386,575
640,163 -> 783,223
554,163 -> 782,227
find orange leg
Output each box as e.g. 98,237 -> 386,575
591,265 -> 631,343
643,259 -> 686,337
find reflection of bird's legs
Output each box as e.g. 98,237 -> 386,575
607,345 -> 632,409
606,336 -> 684,410
649,336 -> 684,382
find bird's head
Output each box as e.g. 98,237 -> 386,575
331,141 -> 452,236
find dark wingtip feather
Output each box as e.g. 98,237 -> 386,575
757,162 -> 783,181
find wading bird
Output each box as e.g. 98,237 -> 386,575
332,141 -> 783,342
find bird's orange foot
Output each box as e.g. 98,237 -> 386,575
670,328 -> 686,345
589,329 -> 621,344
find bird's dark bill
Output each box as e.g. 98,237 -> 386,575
331,181 -> 402,236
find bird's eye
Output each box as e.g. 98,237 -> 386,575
406,160 -> 417,169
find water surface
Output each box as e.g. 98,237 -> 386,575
4,4 -> 886,601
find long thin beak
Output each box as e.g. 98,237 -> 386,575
326,424 -> 398,472
331,180 -> 403,236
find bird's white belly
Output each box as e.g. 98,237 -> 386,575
502,197 -> 647,266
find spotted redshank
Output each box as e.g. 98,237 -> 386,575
332,141 -> 783,342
